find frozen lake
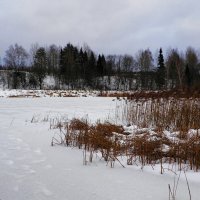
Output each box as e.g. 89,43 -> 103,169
0,97 -> 200,200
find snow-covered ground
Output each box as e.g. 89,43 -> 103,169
0,97 -> 200,200
0,89 -> 101,98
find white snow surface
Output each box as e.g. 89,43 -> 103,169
0,97 -> 200,200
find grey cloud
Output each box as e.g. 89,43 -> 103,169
1,0 -> 200,57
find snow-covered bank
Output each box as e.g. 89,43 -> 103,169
0,98 -> 200,200
0,89 -> 101,98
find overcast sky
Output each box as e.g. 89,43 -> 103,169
1,0 -> 200,57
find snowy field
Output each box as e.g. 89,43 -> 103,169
0,97 -> 200,200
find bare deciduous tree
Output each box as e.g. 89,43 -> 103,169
122,54 -> 134,72
136,49 -> 154,72
4,44 -> 29,69
166,49 -> 185,89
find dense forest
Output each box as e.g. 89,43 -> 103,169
0,43 -> 200,90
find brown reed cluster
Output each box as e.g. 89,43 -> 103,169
51,118 -> 125,167
124,98 -> 200,132
122,91 -> 200,172
51,114 -> 200,172
98,89 -> 200,99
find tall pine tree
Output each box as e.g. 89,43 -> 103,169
185,64 -> 191,89
33,47 -> 47,89
157,48 -> 166,89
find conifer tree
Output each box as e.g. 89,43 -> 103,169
85,51 -> 96,86
58,48 -> 64,85
97,55 -> 103,76
185,64 -> 191,88
33,47 -> 47,89
157,48 -> 166,89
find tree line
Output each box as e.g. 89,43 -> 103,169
0,43 -> 200,90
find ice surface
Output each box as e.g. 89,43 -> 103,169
0,97 -> 200,200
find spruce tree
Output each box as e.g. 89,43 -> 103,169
85,51 -> 96,86
33,47 -> 47,89
157,48 -> 166,89
59,48 -> 64,86
97,55 -> 103,76
185,64 -> 191,88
